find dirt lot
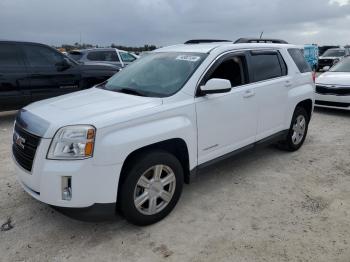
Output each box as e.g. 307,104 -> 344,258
0,108 -> 350,262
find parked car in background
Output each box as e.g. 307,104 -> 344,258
13,39 -> 314,225
318,48 -> 349,71
315,57 -> 350,110
0,40 -> 120,111
303,44 -> 318,71
68,48 -> 139,68
318,45 -> 339,56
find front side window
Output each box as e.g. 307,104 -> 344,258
103,52 -> 207,97
205,55 -> 247,87
0,43 -> 24,67
87,51 -> 119,62
120,52 -> 136,62
22,44 -> 64,67
288,48 -> 312,73
250,52 -> 285,82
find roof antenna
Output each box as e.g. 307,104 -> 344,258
259,31 -> 264,39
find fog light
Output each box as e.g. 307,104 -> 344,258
61,176 -> 72,201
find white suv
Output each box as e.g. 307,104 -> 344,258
13,40 -> 315,225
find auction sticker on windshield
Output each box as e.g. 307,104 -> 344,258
176,55 -> 201,62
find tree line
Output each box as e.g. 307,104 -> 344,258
55,43 -> 157,53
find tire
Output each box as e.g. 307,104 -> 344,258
278,106 -> 309,151
119,150 -> 184,226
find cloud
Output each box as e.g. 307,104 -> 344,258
0,0 -> 349,46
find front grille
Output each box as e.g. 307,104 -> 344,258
315,100 -> 350,108
12,124 -> 41,172
316,85 -> 350,96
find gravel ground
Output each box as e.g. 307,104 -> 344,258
0,108 -> 350,262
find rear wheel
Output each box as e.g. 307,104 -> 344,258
278,106 -> 309,151
119,150 -> 184,226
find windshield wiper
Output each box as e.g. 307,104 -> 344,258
116,88 -> 146,97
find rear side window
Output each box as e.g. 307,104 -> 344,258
0,43 -> 24,67
250,51 -> 286,82
288,48 -> 312,73
87,51 -> 120,62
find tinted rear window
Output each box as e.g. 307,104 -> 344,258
288,48 -> 312,73
68,51 -> 83,61
250,52 -> 286,82
0,43 -> 24,67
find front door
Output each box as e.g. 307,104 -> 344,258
196,53 -> 258,165
20,43 -> 80,102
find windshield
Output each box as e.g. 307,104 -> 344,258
322,49 -> 345,57
102,52 -> 207,97
330,57 -> 350,72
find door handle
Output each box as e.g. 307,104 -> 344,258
243,89 -> 255,98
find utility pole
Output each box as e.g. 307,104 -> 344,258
259,31 -> 264,39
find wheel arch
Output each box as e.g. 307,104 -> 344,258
296,99 -> 313,120
117,138 -> 191,200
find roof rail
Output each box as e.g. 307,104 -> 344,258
184,39 -> 232,44
234,38 -> 288,44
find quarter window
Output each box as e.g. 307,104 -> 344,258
288,48 -> 312,73
120,52 -> 136,62
250,52 -> 286,82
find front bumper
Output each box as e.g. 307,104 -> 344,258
315,93 -> 350,110
14,138 -> 123,208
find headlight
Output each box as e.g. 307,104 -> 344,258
47,125 -> 96,160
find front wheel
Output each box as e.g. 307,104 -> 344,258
278,107 -> 309,151
119,151 -> 184,226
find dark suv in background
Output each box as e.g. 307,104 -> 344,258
318,48 -> 349,71
0,41 -> 120,111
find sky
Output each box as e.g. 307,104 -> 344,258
0,0 -> 350,47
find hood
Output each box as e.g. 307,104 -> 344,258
319,56 -> 340,60
21,88 -> 163,138
316,72 -> 350,86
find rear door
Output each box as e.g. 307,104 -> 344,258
0,42 -> 30,110
247,50 -> 290,140
20,43 -> 81,102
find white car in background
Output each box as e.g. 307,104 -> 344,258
316,57 -> 350,110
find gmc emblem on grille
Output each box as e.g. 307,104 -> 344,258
14,132 -> 26,149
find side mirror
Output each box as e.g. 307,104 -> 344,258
199,78 -> 232,95
323,66 -> 330,71
56,58 -> 71,71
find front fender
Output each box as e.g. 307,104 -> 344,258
93,114 -> 197,170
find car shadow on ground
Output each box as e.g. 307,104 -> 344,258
314,107 -> 350,117
0,111 -> 17,124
